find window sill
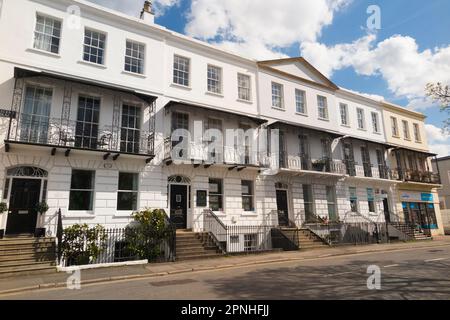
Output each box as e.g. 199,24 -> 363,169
272,107 -> 285,111
122,70 -> 146,78
114,211 -> 134,217
341,124 -> 351,128
318,117 -> 329,122
64,211 -> 95,218
373,131 -> 381,135
205,91 -> 224,98
241,212 -> 257,217
171,83 -> 192,91
77,60 -> 107,69
404,138 -> 412,141
415,140 -> 422,144
295,112 -> 308,117
392,135 -> 400,139
237,98 -> 253,104
26,47 -> 61,58
357,128 -> 367,131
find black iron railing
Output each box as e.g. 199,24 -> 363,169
56,208 -> 63,265
7,116 -> 155,156
306,222 -> 388,246
57,212 -> 176,267
203,209 -> 274,253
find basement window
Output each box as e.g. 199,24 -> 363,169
244,234 -> 257,252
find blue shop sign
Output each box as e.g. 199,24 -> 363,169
421,193 -> 433,202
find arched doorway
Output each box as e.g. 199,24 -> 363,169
4,166 -> 48,235
168,175 -> 191,229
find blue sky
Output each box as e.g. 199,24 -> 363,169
89,0 -> 450,156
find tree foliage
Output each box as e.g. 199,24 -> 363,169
61,224 -> 107,266
426,82 -> 450,131
124,208 -> 170,262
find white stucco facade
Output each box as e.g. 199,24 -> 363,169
0,0 -> 444,237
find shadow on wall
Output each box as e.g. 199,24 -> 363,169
0,77 -> 15,146
205,258 -> 450,299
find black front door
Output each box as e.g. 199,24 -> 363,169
276,190 -> 289,227
6,179 -> 41,235
170,185 -> 188,229
383,198 -> 390,223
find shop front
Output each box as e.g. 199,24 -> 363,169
400,190 -> 438,234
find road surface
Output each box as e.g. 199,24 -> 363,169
2,245 -> 450,300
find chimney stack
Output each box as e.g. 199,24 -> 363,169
140,1 -> 155,24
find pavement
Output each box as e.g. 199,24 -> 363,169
0,236 -> 449,297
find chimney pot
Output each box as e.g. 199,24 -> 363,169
140,1 -> 155,24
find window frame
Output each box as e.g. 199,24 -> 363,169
33,13 -> 62,55
339,103 -> 349,126
237,73 -> 252,101
303,184 -> 315,216
349,187 -> 358,213
117,172 -> 139,211
413,123 -> 422,143
391,117 -> 399,137
402,120 -> 411,140
209,178 -> 223,212
317,95 -> 329,120
75,94 -> 101,149
326,186 -> 337,221
69,169 -> 95,211
271,82 -> 284,109
120,103 -> 142,154
124,39 -> 145,75
207,64 -> 223,95
83,28 -> 107,65
371,112 -> 380,133
356,108 -> 365,130
173,54 -> 191,87
241,180 -> 255,212
295,89 -> 307,114
367,188 -> 375,213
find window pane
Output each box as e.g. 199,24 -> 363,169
118,172 -> 138,191
117,192 -> 138,211
69,191 -> 93,210
33,14 -> 61,54
70,170 -> 95,189
83,29 -> 106,64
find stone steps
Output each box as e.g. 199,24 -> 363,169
0,236 -> 57,277
175,231 -> 223,261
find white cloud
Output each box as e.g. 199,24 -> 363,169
87,0 -> 179,17
184,0 -> 351,58
301,34 -> 450,107
425,124 -> 450,157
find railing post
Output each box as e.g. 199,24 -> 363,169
56,208 -> 63,265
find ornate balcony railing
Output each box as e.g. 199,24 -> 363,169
403,169 -> 441,184
7,116 -> 155,156
283,156 -> 347,174
163,137 -> 263,167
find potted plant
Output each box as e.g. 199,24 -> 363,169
312,159 -> 326,172
0,202 -> 7,239
35,201 -> 49,237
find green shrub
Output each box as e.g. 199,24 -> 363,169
124,209 -> 170,262
61,224 -> 107,266
0,202 -> 7,214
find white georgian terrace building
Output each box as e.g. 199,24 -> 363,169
0,0 -> 444,238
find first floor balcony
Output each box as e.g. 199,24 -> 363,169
5,116 -> 155,160
4,67 -> 157,162
280,154 -> 347,175
163,138 -> 267,169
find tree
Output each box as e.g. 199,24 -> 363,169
426,82 -> 450,132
